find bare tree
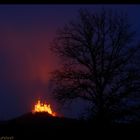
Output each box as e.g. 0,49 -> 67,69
50,9 -> 140,124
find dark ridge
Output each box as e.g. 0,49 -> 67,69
0,112 -> 140,139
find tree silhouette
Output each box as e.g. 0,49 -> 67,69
50,9 -> 140,124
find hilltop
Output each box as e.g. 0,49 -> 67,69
0,112 -> 139,139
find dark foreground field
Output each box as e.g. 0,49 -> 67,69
0,112 -> 139,139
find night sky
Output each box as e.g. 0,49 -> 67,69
0,4 -> 140,120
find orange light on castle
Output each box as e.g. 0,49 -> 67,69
32,100 -> 56,117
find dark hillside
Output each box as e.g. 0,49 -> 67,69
0,112 -> 139,139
